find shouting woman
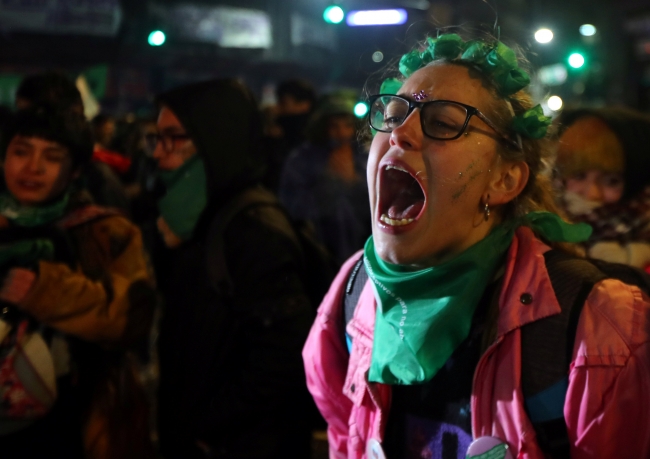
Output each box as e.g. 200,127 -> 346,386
303,33 -> 650,459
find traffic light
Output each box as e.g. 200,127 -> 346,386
148,30 -> 166,46
323,6 -> 345,24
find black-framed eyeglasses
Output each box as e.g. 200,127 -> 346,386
145,133 -> 192,153
368,94 -> 521,150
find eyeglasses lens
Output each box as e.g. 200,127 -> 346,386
421,102 -> 468,139
370,96 -> 470,140
371,96 -> 408,132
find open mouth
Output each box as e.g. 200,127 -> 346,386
17,180 -> 45,190
378,164 -> 426,227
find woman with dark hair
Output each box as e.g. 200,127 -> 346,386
556,107 -> 650,269
303,33 -> 650,459
0,107 -> 155,458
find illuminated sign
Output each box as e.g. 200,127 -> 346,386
346,9 -> 408,27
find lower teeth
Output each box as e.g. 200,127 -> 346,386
380,214 -> 415,226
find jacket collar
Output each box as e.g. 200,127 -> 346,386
496,226 -> 561,337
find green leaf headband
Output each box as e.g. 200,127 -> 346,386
383,33 -> 552,142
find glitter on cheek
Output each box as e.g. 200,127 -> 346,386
451,184 -> 467,201
450,160 -> 486,201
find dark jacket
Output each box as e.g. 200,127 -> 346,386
155,79 -> 314,458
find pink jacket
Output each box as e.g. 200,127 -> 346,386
303,227 -> 650,459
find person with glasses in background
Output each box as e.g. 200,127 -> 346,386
303,32 -> 650,459
150,79 -> 314,459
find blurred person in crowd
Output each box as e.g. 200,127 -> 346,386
0,107 -> 156,458
15,72 -> 129,214
152,78 -> 314,458
126,118 -> 165,258
279,92 -> 371,264
15,72 -> 84,115
91,114 -> 116,149
0,105 -> 12,146
0,105 -> 12,126
264,79 -> 317,192
276,78 -> 317,148
303,33 -> 650,459
556,107 -> 650,269
91,114 -> 132,178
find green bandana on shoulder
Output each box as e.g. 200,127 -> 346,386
364,212 -> 591,385
0,192 -> 69,227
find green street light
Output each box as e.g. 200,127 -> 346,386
148,30 -> 166,46
568,52 -> 585,69
323,6 -> 345,24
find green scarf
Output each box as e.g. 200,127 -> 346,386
365,211 -> 591,385
0,192 -> 69,228
157,155 -> 208,241
0,239 -> 55,269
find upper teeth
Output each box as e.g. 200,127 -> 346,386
380,214 -> 415,226
385,165 -> 408,173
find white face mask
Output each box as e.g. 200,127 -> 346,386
562,190 -> 603,216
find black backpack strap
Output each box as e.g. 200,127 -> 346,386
588,258 -> 650,293
342,255 -> 367,352
521,250 -> 607,458
205,186 -> 281,297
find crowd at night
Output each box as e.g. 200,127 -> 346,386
0,1 -> 649,458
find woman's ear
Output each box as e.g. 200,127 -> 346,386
485,160 -> 529,206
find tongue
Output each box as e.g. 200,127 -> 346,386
387,193 -> 424,220
382,168 -> 425,220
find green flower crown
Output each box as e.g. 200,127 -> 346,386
379,33 -> 552,141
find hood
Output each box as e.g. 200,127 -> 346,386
156,79 -> 264,206
558,107 -> 650,201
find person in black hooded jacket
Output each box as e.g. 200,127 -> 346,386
151,79 -> 314,458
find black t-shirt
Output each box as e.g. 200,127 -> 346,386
382,281 -> 496,459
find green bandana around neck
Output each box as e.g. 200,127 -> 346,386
0,192 -> 69,227
364,211 -> 591,385
157,154 -> 208,241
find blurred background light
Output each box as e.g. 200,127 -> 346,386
323,6 -> 345,24
534,28 -> 554,44
579,24 -> 597,36
354,102 -> 369,117
372,51 -> 384,62
346,9 -> 408,26
538,63 -> 568,86
568,52 -> 585,68
547,95 -> 563,111
148,30 -> 166,46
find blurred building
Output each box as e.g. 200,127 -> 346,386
0,0 -> 648,113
